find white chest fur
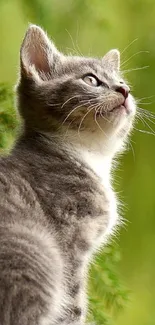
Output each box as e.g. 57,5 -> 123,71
75,147 -> 119,239
79,149 -> 111,186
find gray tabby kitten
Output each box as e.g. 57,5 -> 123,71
0,25 -> 136,325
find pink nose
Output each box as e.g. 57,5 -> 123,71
116,85 -> 130,99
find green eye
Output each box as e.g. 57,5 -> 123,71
83,75 -> 99,87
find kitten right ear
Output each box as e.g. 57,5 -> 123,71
102,49 -> 120,72
20,24 -> 60,81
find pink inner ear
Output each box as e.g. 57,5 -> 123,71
29,44 -> 50,74
21,26 -> 53,76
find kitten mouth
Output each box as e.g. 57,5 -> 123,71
109,98 -> 131,114
96,97 -> 133,117
96,104 -> 125,117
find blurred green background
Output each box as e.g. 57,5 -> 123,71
0,0 -> 155,324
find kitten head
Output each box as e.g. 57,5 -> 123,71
17,25 -> 136,156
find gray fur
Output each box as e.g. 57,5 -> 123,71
0,25 -> 136,325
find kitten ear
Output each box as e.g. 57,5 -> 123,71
20,24 -> 60,80
102,49 -> 120,72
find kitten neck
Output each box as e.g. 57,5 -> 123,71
60,130 -> 114,187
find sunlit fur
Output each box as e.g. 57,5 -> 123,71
0,25 -> 137,325
17,25 -> 136,241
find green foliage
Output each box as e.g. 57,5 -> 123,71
88,245 -> 129,325
0,84 -> 18,151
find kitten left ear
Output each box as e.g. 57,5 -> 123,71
102,49 -> 120,72
20,24 -> 60,80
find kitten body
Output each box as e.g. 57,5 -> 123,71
0,25 -> 136,325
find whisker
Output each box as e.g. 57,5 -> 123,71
137,95 -> 155,102
61,97 -> 102,127
141,113 -> 155,120
65,47 -> 80,56
121,51 -> 149,68
136,113 -> 155,135
142,115 -> 155,126
134,127 -> 155,136
137,110 -> 155,119
137,102 -> 153,106
60,102 -> 88,126
120,38 -> 138,55
65,29 -> 83,56
137,107 -> 155,119
137,111 -> 155,126
99,107 -> 111,124
136,113 -> 147,127
62,117 -> 77,139
94,107 -> 108,138
128,140 -> 136,162
75,21 -> 81,55
61,95 -> 80,109
46,102 -> 61,107
123,65 -> 149,73
77,104 -> 96,139
75,37 -> 83,57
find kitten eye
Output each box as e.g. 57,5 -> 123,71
83,75 -> 100,87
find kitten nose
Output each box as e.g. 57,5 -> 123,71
116,85 -> 130,99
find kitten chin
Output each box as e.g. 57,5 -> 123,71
62,94 -> 135,149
